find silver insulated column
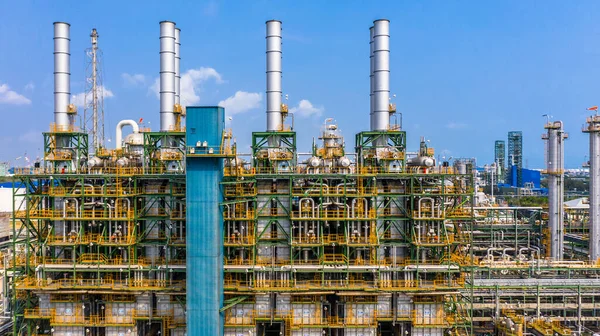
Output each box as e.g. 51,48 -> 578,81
584,116 -> 600,261
174,27 -> 181,106
54,22 -> 71,128
369,26 -> 374,131
266,20 -> 283,132
372,19 -> 390,131
159,21 -> 176,131
544,121 -> 567,260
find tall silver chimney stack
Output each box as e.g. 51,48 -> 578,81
266,20 -> 283,132
159,21 -> 176,132
54,22 -> 71,127
369,26 -> 374,131
372,19 -> 390,132
174,27 -> 181,106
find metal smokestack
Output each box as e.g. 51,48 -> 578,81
159,21 -> 176,131
584,116 -> 600,261
54,22 -> 71,127
175,27 -> 181,106
266,20 -> 283,132
372,19 -> 390,132
369,26 -> 374,131
544,121 -> 567,260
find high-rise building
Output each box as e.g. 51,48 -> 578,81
507,131 -> 523,187
494,140 -> 506,183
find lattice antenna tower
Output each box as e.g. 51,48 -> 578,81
83,28 -> 105,153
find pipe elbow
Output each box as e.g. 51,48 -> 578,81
115,120 -> 140,150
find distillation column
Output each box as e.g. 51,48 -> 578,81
544,121 -> 567,260
584,116 -> 600,261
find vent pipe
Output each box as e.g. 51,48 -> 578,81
544,121 -> 567,260
372,19 -> 390,132
175,27 -> 181,106
159,21 -> 176,131
266,20 -> 283,132
54,22 -> 71,127
584,116 -> 600,261
369,26 -> 374,131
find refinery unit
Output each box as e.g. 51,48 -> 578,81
6,17 -> 600,336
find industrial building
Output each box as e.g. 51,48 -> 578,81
6,17 -> 600,336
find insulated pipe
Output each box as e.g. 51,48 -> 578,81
369,26 -> 374,130
54,22 -> 71,127
372,19 -> 390,131
159,21 -> 176,131
266,20 -> 283,132
174,28 -> 181,105
115,120 -> 140,150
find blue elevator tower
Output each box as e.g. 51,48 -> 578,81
186,106 -> 225,335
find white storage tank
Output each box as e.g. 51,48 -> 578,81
136,294 -> 151,317
224,327 -> 255,336
292,302 -> 321,325
377,294 -> 392,317
346,303 -> 376,325
292,329 -> 323,336
413,303 -> 443,326
228,303 -> 254,325
255,294 -> 271,317
397,294 -> 412,318
105,326 -> 135,336
344,328 -> 376,336
412,328 -> 443,336
50,326 -> 84,336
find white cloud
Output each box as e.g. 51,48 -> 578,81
24,82 -> 35,91
19,130 -> 40,144
121,73 -> 146,86
289,99 -> 324,118
151,67 -> 224,105
203,0 -> 219,16
446,122 -> 467,129
71,86 -> 114,107
0,83 -> 31,105
218,91 -> 262,115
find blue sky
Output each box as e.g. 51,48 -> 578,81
1,1 -> 599,168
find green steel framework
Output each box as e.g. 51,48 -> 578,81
10,128 -> 187,335
221,128 -> 475,335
